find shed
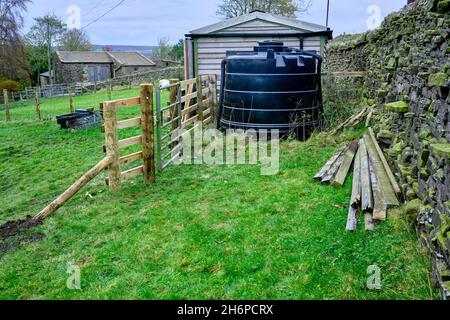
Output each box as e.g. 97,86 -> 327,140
184,10 -> 332,81
54,51 -> 156,84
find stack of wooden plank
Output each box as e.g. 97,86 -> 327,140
314,140 -> 359,187
314,128 -> 402,231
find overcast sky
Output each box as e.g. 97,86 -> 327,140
22,0 -> 406,46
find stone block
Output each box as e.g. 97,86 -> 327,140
428,72 -> 449,87
431,144 -> 450,159
385,101 -> 409,113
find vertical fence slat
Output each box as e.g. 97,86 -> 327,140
69,85 -> 74,113
3,89 -> 11,122
140,84 -> 155,183
196,77 -> 204,123
169,79 -> 180,149
104,101 -> 121,192
209,75 -> 218,125
156,87 -> 163,172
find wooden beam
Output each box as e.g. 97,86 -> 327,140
104,101 -> 121,192
120,151 -> 143,165
359,138 -> 373,212
364,133 -> 399,207
140,83 -> 155,184
121,165 -> 144,181
314,146 -> 346,180
33,156 -> 113,221
169,79 -> 180,149
350,146 -> 362,208
114,97 -> 141,108
117,117 -> 141,130
331,141 -> 359,187
321,146 -> 348,184
118,135 -> 142,149
369,158 -> 387,221
368,128 -> 402,199
197,77 -> 204,123
346,206 -> 359,232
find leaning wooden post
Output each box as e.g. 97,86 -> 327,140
69,85 -> 74,113
103,101 -> 121,192
3,89 -> 11,122
196,76 -> 204,122
140,84 -> 155,183
34,87 -> 41,121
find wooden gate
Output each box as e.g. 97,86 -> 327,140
155,75 -> 218,172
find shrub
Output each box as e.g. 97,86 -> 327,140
0,80 -> 22,92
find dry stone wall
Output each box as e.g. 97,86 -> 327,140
326,0 -> 449,299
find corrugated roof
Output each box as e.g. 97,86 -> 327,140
57,51 -> 112,63
190,11 -> 328,35
108,52 -> 155,66
56,51 -> 156,66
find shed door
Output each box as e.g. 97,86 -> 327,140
88,65 -> 110,82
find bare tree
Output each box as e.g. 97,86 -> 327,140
26,13 -> 66,85
59,29 -> 92,51
152,37 -> 173,60
0,0 -> 32,84
217,0 -> 311,19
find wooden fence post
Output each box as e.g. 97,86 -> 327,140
103,101 -> 121,192
209,75 -> 218,123
34,87 -> 41,121
3,89 -> 11,122
140,84 -> 155,183
69,85 -> 74,113
196,76 -> 204,122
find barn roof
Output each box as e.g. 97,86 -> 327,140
189,11 -> 329,35
56,51 -> 155,66
108,52 -> 156,66
57,51 -> 112,63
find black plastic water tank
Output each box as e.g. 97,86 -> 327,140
217,41 -> 324,137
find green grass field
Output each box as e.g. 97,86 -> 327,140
0,88 -> 438,299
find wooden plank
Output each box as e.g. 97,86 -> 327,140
33,156 -> 113,221
118,135 -> 142,149
331,141 -> 359,187
350,146 -> 362,208
369,158 -> 387,221
117,117 -> 141,130
203,116 -> 212,125
169,79 -> 180,150
181,78 -> 196,86
114,97 -> 141,108
365,212 -> 375,231
321,146 -> 349,184
346,206 -> 359,232
197,77 -> 204,122
183,114 -> 199,128
360,138 -> 373,212
69,85 -> 74,113
121,165 -> 144,181
368,128 -> 402,199
182,103 -> 198,117
314,146 -> 346,180
120,151 -> 143,165
103,102 -> 121,192
364,134 -> 399,208
140,84 -> 155,184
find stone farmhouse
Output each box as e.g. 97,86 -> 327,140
54,51 -> 156,84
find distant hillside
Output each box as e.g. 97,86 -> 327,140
93,45 -> 157,58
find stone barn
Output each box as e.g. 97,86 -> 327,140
54,51 -> 156,84
184,10 -> 333,81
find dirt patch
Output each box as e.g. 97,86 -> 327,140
0,216 -> 44,253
